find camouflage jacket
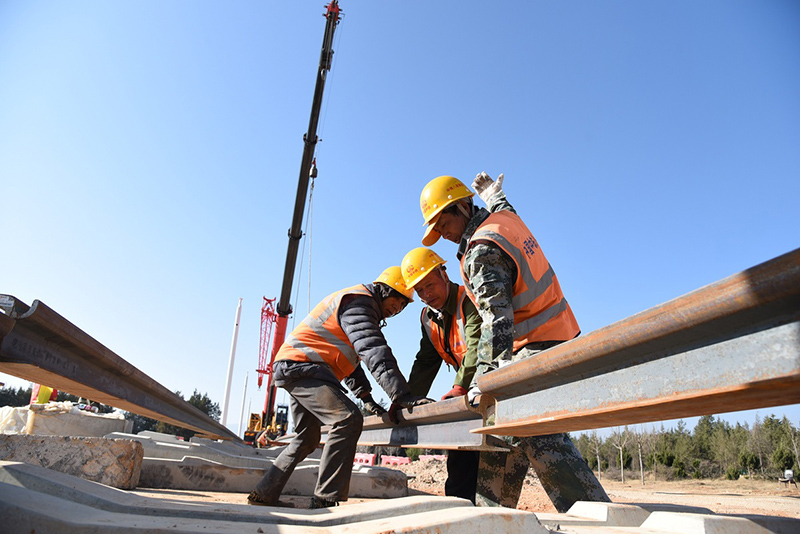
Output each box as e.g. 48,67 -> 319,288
457,191 -> 519,370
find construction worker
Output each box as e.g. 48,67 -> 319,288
399,246 -> 481,502
247,267 -> 434,508
418,173 -> 609,512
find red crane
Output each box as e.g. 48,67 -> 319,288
251,1 -> 342,443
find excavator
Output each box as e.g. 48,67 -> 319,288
244,403 -> 288,447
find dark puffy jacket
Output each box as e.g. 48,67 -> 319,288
273,283 -> 411,402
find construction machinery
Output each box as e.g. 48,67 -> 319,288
243,403 -> 289,447
246,1 -> 342,443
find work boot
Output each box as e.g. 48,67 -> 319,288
246,491 -> 295,508
310,496 -> 339,509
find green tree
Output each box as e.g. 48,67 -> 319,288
739,451 -> 760,478
749,415 -> 773,476
692,415 -> 715,460
125,389 -> 220,440
772,448 -> 795,471
0,385 -> 32,407
187,390 -> 221,421
673,420 -> 692,465
725,465 -> 740,480
709,419 -> 743,473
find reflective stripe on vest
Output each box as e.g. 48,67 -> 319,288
460,210 -> 579,349
275,285 -> 372,381
420,285 -> 468,368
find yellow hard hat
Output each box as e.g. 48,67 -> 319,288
419,175 -> 474,246
374,266 -> 414,300
401,247 -> 447,289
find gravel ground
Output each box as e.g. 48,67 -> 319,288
393,458 -> 800,519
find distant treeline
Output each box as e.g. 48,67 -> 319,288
573,415 -> 799,482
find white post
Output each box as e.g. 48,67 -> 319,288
221,297 -> 243,427
237,372 -> 249,437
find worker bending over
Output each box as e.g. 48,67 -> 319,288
399,246 -> 481,502
248,267 -> 434,508
418,173 -> 609,512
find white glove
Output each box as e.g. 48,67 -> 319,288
471,172 -> 505,203
467,385 -> 481,406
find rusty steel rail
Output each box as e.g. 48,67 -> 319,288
472,247 -> 800,437
320,396 -> 507,451
0,295 -> 239,441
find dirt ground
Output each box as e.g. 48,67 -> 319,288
394,458 -> 800,519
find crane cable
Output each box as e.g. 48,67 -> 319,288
291,166 -> 315,329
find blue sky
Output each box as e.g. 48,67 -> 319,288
1,1 -> 798,436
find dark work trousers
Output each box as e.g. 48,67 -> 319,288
252,377 -> 364,502
445,450 -> 479,503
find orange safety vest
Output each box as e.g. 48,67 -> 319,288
460,210 -> 579,351
421,285 -> 469,369
274,285 -> 372,381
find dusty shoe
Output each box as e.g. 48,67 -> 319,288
310,496 -> 339,509
247,491 -> 295,508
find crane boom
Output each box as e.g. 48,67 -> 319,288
260,1 -> 342,432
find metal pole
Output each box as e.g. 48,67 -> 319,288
221,298 -> 243,427
237,372 -> 248,437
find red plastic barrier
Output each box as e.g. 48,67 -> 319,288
380,455 -> 411,467
354,453 -> 376,466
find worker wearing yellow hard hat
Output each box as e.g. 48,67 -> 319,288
248,266 -> 433,509
399,248 -> 476,398
397,246 -> 482,502
418,172 -> 580,365
374,265 -> 415,303
419,175 -> 475,247
416,172 -> 609,512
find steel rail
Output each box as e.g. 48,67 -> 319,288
472,247 -> 800,437
319,397 -> 508,451
0,295 -> 239,440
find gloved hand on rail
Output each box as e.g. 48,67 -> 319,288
471,171 -> 505,204
441,385 -> 467,400
360,394 -> 386,416
396,394 -> 435,408
388,402 -> 402,424
388,394 -> 435,424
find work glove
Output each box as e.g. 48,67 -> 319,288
388,395 -> 435,424
396,394 -> 435,408
471,172 -> 505,204
441,385 -> 467,400
361,394 -> 387,416
388,402 -> 402,424
467,384 -> 481,406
